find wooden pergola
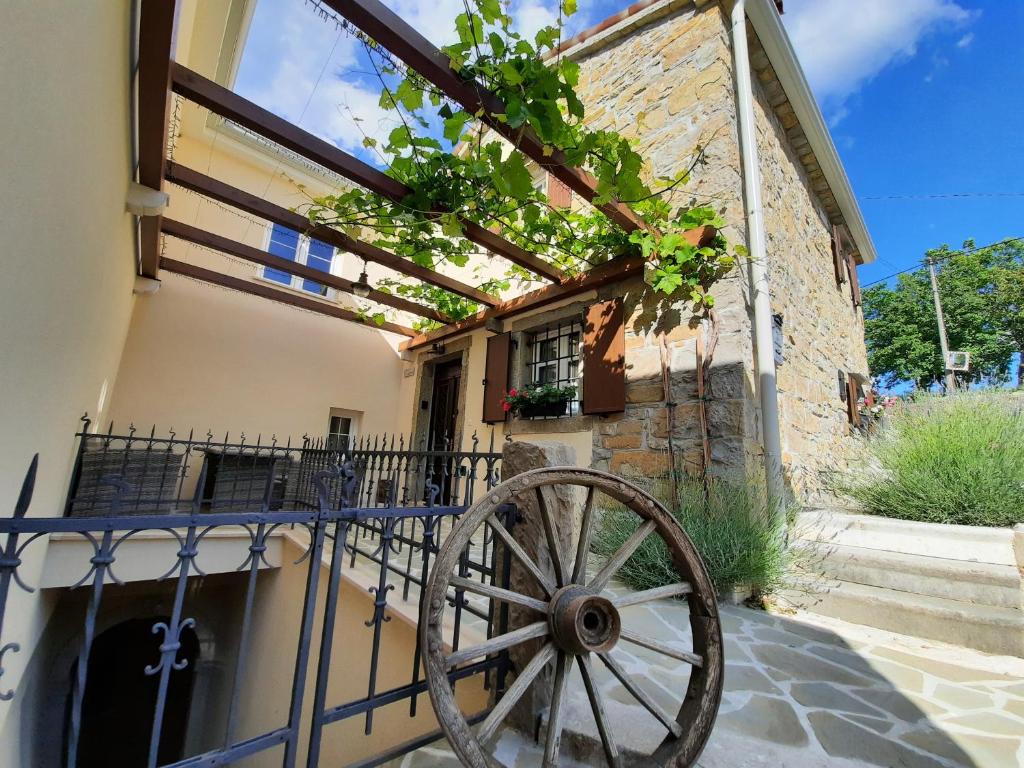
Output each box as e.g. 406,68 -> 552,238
137,0 -> 712,345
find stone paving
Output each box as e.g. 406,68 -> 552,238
393,598 -> 1024,767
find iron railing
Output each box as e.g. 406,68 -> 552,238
63,418 -> 502,518
0,424 -> 514,768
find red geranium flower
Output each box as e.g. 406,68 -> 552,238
502,402 -> 511,412
508,388 -> 518,397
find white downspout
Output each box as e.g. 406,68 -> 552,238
730,0 -> 785,505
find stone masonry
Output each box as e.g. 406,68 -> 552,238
565,0 -> 869,506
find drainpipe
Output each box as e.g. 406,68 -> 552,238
730,0 -> 786,507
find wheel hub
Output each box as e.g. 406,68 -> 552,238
548,586 -> 621,655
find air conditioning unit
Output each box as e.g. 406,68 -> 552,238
946,351 -> 970,371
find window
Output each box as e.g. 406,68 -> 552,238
525,319 -> 582,417
326,414 -> 353,452
263,223 -> 335,296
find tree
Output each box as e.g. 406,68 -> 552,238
863,239 -> 1024,390
993,263 -> 1024,386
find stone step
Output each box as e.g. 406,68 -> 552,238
792,511 -> 1016,566
792,540 -> 1022,610
782,576 -> 1024,657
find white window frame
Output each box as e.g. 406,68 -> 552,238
326,408 -> 361,452
260,224 -> 338,300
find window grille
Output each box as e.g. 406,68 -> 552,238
525,319 -> 582,417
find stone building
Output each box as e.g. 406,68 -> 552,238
399,0 -> 875,509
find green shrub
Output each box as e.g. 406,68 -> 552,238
842,393 -> 1024,527
592,473 -> 788,595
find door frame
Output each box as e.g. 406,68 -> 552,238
411,344 -> 470,453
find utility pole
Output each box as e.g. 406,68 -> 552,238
927,255 -> 957,393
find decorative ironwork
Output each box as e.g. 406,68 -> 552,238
0,424 -> 511,768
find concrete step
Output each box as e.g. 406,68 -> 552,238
782,576 -> 1024,657
792,540 -> 1022,610
792,510 -> 1016,566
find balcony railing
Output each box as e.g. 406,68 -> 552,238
64,417 -> 502,517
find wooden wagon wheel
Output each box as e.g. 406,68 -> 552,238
422,467 -> 723,767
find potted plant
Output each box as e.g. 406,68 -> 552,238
502,384 -> 577,418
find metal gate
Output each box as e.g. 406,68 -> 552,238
0,426 -> 513,768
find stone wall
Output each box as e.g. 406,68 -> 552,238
568,0 -> 870,506
748,30 -> 871,507
573,2 -> 758,485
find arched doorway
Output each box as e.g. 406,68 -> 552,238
65,617 -> 199,767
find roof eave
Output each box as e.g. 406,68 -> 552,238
745,0 -> 877,264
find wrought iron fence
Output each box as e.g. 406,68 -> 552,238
0,423 -> 514,768
64,417 -> 502,518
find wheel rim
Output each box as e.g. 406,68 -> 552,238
422,467 -> 724,768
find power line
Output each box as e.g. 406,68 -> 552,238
862,236 -> 1024,288
861,192 -> 1024,201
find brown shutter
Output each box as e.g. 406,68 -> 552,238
582,298 -> 626,415
546,173 -> 572,209
482,332 -> 511,423
846,376 -> 859,425
847,251 -> 862,307
832,225 -> 847,285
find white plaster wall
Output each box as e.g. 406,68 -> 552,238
0,0 -> 138,753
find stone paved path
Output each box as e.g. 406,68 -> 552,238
394,601 -> 1024,767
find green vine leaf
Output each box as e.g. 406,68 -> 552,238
303,0 -> 740,322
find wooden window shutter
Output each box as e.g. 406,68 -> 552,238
846,251 -> 862,308
846,376 -> 859,425
831,225 -> 847,285
582,298 -> 626,415
482,332 -> 511,423
546,173 -> 572,209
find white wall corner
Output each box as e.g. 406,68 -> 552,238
126,182 -> 170,217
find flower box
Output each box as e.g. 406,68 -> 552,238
501,384 -> 576,420
518,400 -> 569,419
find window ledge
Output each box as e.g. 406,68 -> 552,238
253,275 -> 336,302
506,414 -> 593,435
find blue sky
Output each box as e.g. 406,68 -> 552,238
236,0 -> 1024,290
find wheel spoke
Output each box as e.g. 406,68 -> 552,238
612,582 -> 693,608
446,621 -> 549,669
542,652 -> 570,767
619,628 -> 703,667
577,653 -> 621,767
590,520 -> 656,592
450,576 -> 548,613
486,514 -> 557,597
478,643 -> 557,744
536,486 -> 567,587
598,651 -> 683,738
571,486 -> 597,585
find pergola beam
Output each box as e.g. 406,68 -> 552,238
399,225 -> 717,350
165,162 -> 497,306
169,63 -> 565,283
160,257 -> 417,337
137,0 -> 180,278
161,218 -> 452,322
324,0 -> 646,234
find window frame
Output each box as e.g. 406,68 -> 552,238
260,223 -> 338,299
521,316 -> 584,419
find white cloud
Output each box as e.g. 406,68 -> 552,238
956,32 -> 975,48
235,0 -> 595,157
513,1 -> 561,40
238,0 -> 406,153
383,0 -> 465,46
783,0 -> 976,123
